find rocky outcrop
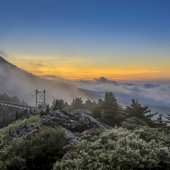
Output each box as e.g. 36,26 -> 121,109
10,109 -> 111,143
41,109 -> 109,132
10,124 -> 41,138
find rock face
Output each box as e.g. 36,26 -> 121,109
41,109 -> 109,132
10,124 -> 41,138
10,109 -> 111,143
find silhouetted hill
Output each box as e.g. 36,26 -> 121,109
0,56 -> 98,103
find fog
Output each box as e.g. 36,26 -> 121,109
1,55 -> 170,107
0,56 -> 98,106
74,77 -> 170,107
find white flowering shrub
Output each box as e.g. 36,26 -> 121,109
121,117 -> 148,130
53,127 -> 170,170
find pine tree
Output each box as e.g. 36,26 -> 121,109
93,92 -> 125,126
125,99 -> 157,127
54,99 -> 65,110
46,104 -> 50,113
70,98 -> 84,110
155,114 -> 167,132
15,111 -> 19,120
2,116 -> 5,127
165,114 -> 170,133
84,99 -> 93,111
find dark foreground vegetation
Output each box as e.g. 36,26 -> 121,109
1,92 -> 170,169
0,93 -> 27,128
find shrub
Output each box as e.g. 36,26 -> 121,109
0,115 -> 41,142
53,126 -> 170,170
0,126 -> 65,170
121,117 -> 148,130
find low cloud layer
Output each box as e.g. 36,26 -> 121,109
74,77 -> 170,107
1,55 -> 170,107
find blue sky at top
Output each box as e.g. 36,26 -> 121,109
0,0 -> 170,81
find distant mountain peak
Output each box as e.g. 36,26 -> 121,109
0,56 -> 8,63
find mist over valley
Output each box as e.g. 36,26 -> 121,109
0,56 -> 170,118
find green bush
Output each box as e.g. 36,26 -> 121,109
0,115 -> 41,142
53,127 -> 170,170
0,126 -> 65,170
121,117 -> 148,130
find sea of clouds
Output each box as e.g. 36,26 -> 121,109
73,77 -> 170,107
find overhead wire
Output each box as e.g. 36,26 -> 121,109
46,91 -> 55,100
46,93 -> 53,105
20,90 -> 36,99
24,94 -> 36,106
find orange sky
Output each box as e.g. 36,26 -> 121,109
1,1 -> 170,83
8,54 -> 170,82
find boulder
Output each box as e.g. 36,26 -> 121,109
41,109 -> 110,132
9,109 -> 112,144
63,128 -> 78,143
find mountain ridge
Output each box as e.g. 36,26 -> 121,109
0,56 -> 99,103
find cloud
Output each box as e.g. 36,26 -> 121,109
41,74 -> 59,78
119,83 -> 136,86
0,50 -> 8,58
94,77 -> 118,85
0,60 -> 99,106
39,74 -> 71,84
76,77 -> 118,86
73,77 -> 170,107
143,83 -> 159,88
28,61 -> 45,67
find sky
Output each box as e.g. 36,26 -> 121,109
0,0 -> 170,82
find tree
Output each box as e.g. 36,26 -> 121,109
165,114 -> 170,133
46,104 -> 50,113
121,117 -> 148,130
93,92 -> 125,126
53,99 -> 65,110
2,117 -> 5,127
125,99 -> 157,127
15,111 -> 19,120
154,114 -> 167,132
70,98 -> 84,110
84,99 -> 93,111
92,99 -> 104,118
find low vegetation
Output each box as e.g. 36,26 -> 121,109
53,126 -> 170,170
0,126 -> 65,170
1,91 -> 170,170
0,115 -> 41,143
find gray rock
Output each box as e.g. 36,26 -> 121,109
9,108 -> 110,145
41,109 -> 109,132
73,108 -> 92,116
63,128 -> 82,143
